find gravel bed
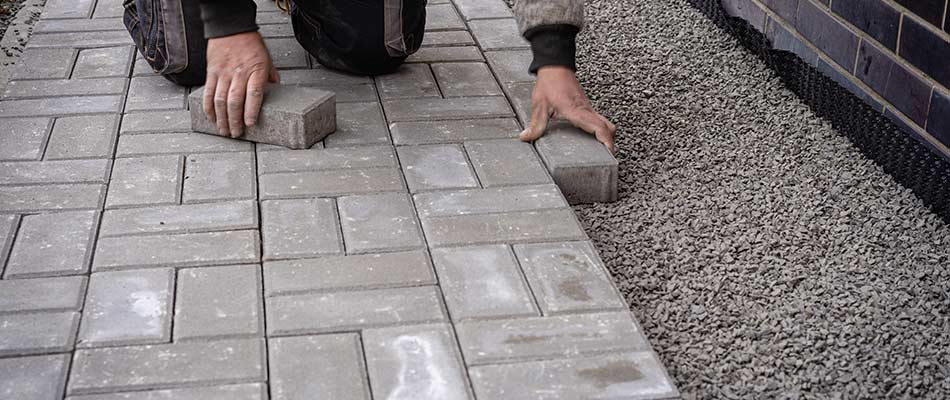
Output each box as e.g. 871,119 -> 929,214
566,0 -> 950,398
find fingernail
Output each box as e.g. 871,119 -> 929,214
247,119 -> 256,127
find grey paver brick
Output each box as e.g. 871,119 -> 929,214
189,86 -> 336,149
4,210 -> 99,278
257,145 -> 396,174
407,46 -> 485,63
0,276 -> 87,313
3,77 -> 126,99
277,68 -> 372,86
390,118 -> 521,145
66,383 -> 268,400
363,323 -> 473,400
431,62 -> 503,97
120,110 -> 192,134
10,48 -> 75,80
0,184 -> 106,213
33,17 -> 123,33
0,159 -> 111,185
126,76 -> 188,111
266,37 -> 310,69
45,114 -> 120,160
469,18 -> 529,50
398,144 -> 479,192
456,311 -> 649,365
43,0 -> 95,18
0,312 -> 80,356
0,118 -> 51,161
269,334 -> 370,400
414,184 -> 567,217
26,30 -> 132,48
73,46 -> 134,79
465,139 -> 551,186
68,338 -> 266,395
452,0 -> 513,19
0,95 -> 123,117
376,64 -> 440,99
115,132 -> 254,157
421,208 -> 586,247
266,286 -> 446,335
485,50 -> 534,83
426,4 -> 466,30
182,152 -> 256,203
535,122 -> 619,204
100,200 -> 258,237
423,30 -> 476,47
106,155 -> 183,208
263,250 -> 436,296
257,11 -> 292,24
259,168 -> 405,199
432,245 -> 538,320
338,192 -> 424,253
261,198 -> 343,260
260,23 -> 295,38
132,55 -> 155,77
0,214 -> 17,271
502,81 -> 533,124
323,101 -> 391,147
0,354 -> 69,400
77,268 -> 174,347
469,351 -> 679,399
92,1 -> 124,19
93,230 -> 261,271
383,96 -> 513,122
175,265 -> 263,340
514,241 -> 626,314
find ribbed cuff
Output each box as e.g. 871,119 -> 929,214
200,0 -> 259,38
524,24 -> 579,74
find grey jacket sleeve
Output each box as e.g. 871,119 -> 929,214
513,0 -> 585,73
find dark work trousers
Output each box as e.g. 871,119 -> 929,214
122,0 -> 427,86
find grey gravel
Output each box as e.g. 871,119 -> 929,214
556,0 -> 950,398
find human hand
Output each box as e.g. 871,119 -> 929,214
203,31 -> 279,138
519,66 -> 616,154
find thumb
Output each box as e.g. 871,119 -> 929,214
520,101 -> 551,142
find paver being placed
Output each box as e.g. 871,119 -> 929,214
363,323 -> 473,400
0,354 -> 70,400
261,198 -> 343,260
189,85 -> 336,150
66,383 -> 268,400
431,245 -> 539,320
535,121 -> 619,204
0,312 -> 80,356
515,241 -> 627,314
182,152 -> 257,203
469,351 -> 679,400
4,210 -> 99,278
92,230 -> 260,271
0,276 -> 86,313
269,334 -> 370,400
397,144 -> 479,192
465,139 -> 551,186
68,338 -> 266,395
106,155 -> 183,208
337,192 -> 425,253
77,268 -> 174,347
263,250 -> 436,295
175,265 -> 263,340
45,114 -> 120,160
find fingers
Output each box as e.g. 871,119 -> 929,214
520,100 -> 552,142
269,66 -> 280,84
203,73 -> 218,123
244,70 -> 267,127
213,76 -> 231,137
564,109 -> 617,154
227,74 -> 248,138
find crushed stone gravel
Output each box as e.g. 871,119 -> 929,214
562,0 -> 950,398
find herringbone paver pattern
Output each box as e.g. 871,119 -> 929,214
0,0 -> 677,398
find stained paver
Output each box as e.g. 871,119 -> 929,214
0,0 -> 666,397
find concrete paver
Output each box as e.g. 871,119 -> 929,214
0,354 -> 70,400
261,198 -> 343,260
77,268 -> 174,347
0,312 -> 80,356
4,210 -> 99,278
432,245 -> 539,320
174,265 -> 263,340
263,250 -> 436,295
269,334 -> 371,400
0,276 -> 86,312
46,114 -> 120,160
0,118 -> 51,161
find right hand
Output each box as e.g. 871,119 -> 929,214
203,31 -> 279,138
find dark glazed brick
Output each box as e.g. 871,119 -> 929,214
817,58 -> 883,111
898,17 -> 950,88
927,90 -> 950,145
766,17 -> 819,65
795,0 -> 860,70
884,63 -> 934,126
854,40 -> 895,95
831,0 -> 900,50
761,0 -> 799,23
894,0 -> 945,27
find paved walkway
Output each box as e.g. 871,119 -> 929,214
0,0 -> 677,398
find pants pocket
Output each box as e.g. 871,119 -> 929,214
122,0 -> 189,75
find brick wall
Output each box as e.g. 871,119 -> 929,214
722,0 -> 950,156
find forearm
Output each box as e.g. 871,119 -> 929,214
514,0 -> 584,73
199,0 -> 259,38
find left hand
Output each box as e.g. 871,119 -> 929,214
519,66 -> 616,154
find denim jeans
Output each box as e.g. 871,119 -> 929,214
123,0 -> 426,86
